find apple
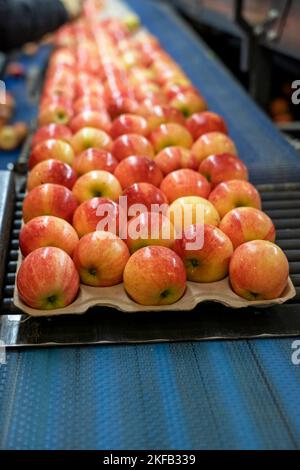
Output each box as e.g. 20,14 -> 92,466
126,212 -> 175,253
111,133 -> 154,161
72,197 -> 120,238
160,169 -> 211,203
219,207 -> 275,248
229,240 -> 289,300
73,95 -> 106,114
38,102 -> 73,126
174,224 -> 233,282
208,180 -> 262,218
110,113 -> 149,139
122,182 -> 168,216
186,111 -> 228,140
162,80 -> 194,99
154,146 -> 198,175
27,159 -> 77,191
19,215 -> 79,257
73,148 -> 118,176
72,170 -> 122,203
114,156 -> 163,189
138,104 -> 185,132
17,247 -> 79,309
170,90 -> 207,117
150,123 -> 193,152
168,196 -> 220,233
69,110 -> 111,134
0,125 -> 19,150
31,124 -> 72,149
73,231 -> 130,287
123,246 -> 186,305
71,127 -> 112,154
23,183 -> 78,223
191,132 -> 237,164
105,95 -> 140,119
28,139 -> 75,169
199,153 -> 248,188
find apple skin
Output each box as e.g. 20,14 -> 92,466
72,170 -> 122,203
170,90 -> 207,117
19,215 -> 79,257
174,224 -> 233,282
73,95 -> 106,114
73,148 -> 118,176
191,132 -> 237,164
168,196 -> 220,233
69,110 -> 111,134
27,159 -> 77,191
150,123 -> 193,152
229,240 -> 289,300
73,231 -> 130,287
219,207 -> 275,248
112,133 -> 154,162
208,179 -> 262,218
138,104 -> 185,132
123,246 -> 186,306
114,156 -> 163,189
186,111 -> 227,140
160,169 -> 211,203
72,197 -> 120,238
31,124 -> 72,149
28,139 -> 75,169
126,212 -> 176,253
154,146 -> 198,175
122,182 -> 168,216
70,127 -> 112,155
17,247 -> 79,310
199,153 -> 248,188
38,102 -> 73,126
110,113 -> 149,139
23,183 -> 78,224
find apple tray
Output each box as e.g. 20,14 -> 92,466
13,262 -> 296,316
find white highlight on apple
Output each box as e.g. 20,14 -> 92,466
0,340 -> 6,365
0,80 -> 6,105
291,340 -> 300,365
95,196 -> 205,250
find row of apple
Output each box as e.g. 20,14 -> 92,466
16,12 -> 289,309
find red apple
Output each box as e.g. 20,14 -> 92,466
111,133 -> 154,161
73,148 -> 118,176
19,215 -> 79,257
199,153 -> 248,188
123,246 -> 186,305
208,180 -> 262,218
154,146 -> 198,175
110,113 -> 149,139
31,124 -> 72,149
170,90 -> 207,117
138,104 -> 185,132
69,110 -> 111,134
72,197 -> 120,238
191,132 -> 237,164
219,207 -> 275,248
23,183 -> 78,223
126,212 -> 176,253
168,196 -> 220,233
174,224 -> 233,282
71,127 -> 112,155
17,247 -> 79,309
28,139 -> 75,169
114,156 -> 163,189
73,231 -> 130,287
38,102 -> 73,126
27,159 -> 77,190
186,111 -> 227,140
122,182 -> 168,216
72,170 -> 122,203
229,240 -> 289,300
160,169 -> 211,203
150,123 -> 193,152
73,95 -> 106,114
